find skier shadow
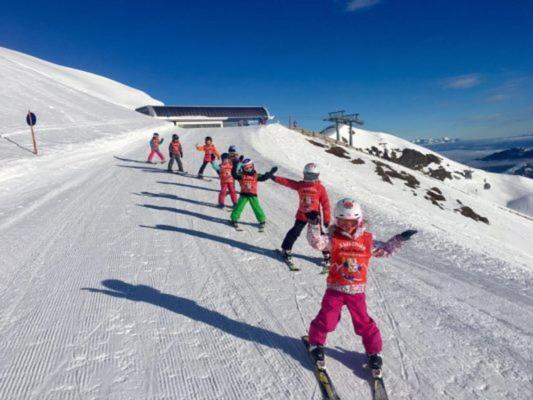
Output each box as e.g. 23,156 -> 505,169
138,204 -> 256,227
140,224 -> 323,265
135,191 -> 222,210
157,181 -> 220,193
115,164 -> 170,174
327,347 -> 372,381
114,156 -> 150,164
82,279 -> 312,370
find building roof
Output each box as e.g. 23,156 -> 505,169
137,105 -> 269,119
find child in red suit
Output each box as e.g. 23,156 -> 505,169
213,153 -> 238,208
305,198 -> 416,376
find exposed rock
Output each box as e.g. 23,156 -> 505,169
351,158 -> 365,165
395,148 -> 441,169
425,188 -> 446,208
455,206 -> 489,224
307,139 -> 327,148
428,166 -> 452,181
326,145 -> 351,159
372,161 -> 420,189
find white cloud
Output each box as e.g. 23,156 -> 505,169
485,94 -> 509,103
443,74 -> 482,89
346,0 -> 381,12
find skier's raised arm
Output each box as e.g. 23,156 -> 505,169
273,175 -> 300,189
373,230 -> 417,257
258,166 -> 278,182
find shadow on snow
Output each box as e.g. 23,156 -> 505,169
135,191 -> 222,210
82,279 -> 311,370
156,181 -> 220,193
139,223 -> 323,265
82,279 -> 371,380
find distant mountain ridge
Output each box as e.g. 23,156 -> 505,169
479,147 -> 533,161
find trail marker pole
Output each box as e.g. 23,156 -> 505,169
26,111 -> 38,155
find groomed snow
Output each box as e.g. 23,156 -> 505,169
0,123 -> 531,399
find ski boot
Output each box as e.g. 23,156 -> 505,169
217,204 -> 225,209
282,249 -> 293,263
230,220 -> 243,231
258,222 -> 266,232
309,344 -> 326,369
368,353 -> 383,378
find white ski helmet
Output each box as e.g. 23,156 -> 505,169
303,162 -> 320,181
334,198 -> 363,221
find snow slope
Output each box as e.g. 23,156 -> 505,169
0,122 -> 531,399
321,124 -> 533,217
0,47 -> 162,111
0,47 -> 168,180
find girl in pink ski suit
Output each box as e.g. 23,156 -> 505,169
213,153 -> 238,208
305,198 -> 410,370
147,132 -> 165,163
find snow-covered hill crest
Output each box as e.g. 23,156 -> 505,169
320,124 -> 533,217
0,47 -> 161,110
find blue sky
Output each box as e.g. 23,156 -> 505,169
1,0 -> 532,139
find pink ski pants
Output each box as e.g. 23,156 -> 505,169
308,289 -> 382,354
148,149 -> 165,162
219,182 -> 237,206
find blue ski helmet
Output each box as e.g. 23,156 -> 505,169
228,145 -> 237,153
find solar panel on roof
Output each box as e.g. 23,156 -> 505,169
149,106 -> 268,119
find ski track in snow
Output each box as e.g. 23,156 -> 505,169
0,127 -> 532,399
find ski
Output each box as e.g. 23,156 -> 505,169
275,249 -> 300,271
195,176 -> 213,182
371,376 -> 389,400
302,336 -> 340,400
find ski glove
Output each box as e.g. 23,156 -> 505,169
398,229 -> 417,241
305,211 -> 321,225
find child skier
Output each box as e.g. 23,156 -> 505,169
304,198 -> 416,376
272,163 -> 331,269
195,136 -> 220,178
228,145 -> 244,165
167,134 -> 184,173
147,133 -> 165,164
212,153 -> 238,208
230,158 -> 277,231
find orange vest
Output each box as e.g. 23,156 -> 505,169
327,231 -> 373,289
240,173 -> 258,195
170,141 -> 181,154
220,161 -> 234,184
297,183 -> 321,214
203,144 -> 217,161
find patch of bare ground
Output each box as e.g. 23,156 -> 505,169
326,145 -> 351,159
372,161 -> 420,189
455,203 -> 490,224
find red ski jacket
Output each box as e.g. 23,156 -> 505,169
219,161 -> 234,185
273,177 -> 331,225
196,143 -> 220,162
